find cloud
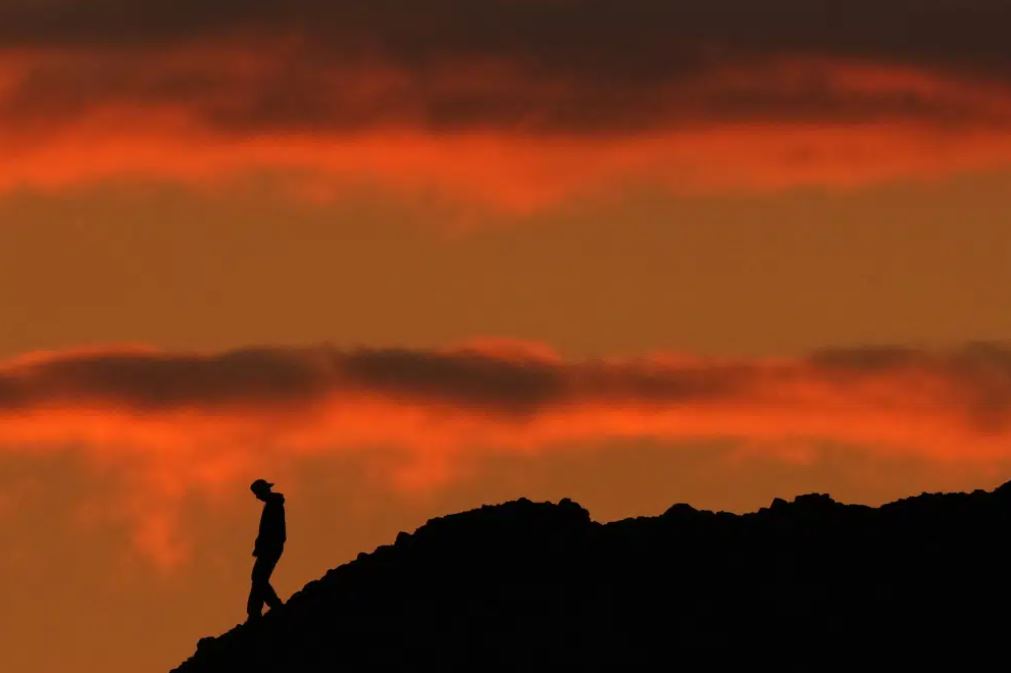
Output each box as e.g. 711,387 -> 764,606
3,341 -> 1011,565
2,3 -> 1011,204
3,1 -> 1011,81
0,343 -> 745,415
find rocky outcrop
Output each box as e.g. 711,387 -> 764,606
174,483 -> 1011,672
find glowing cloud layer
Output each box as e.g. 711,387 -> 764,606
2,342 -> 1011,564
3,1 -> 1011,205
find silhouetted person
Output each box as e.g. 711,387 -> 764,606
246,478 -> 285,621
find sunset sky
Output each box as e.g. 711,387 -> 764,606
3,2 -> 1011,671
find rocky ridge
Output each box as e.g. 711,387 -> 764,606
174,482 -> 1011,671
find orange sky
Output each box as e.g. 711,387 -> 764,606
3,2 -> 1011,672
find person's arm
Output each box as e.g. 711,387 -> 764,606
253,508 -> 265,556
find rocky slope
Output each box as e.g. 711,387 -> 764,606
173,483 -> 1011,671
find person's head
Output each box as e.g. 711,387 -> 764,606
250,478 -> 274,501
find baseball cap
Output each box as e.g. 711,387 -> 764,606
250,478 -> 274,493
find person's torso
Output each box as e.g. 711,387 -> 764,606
258,495 -> 286,546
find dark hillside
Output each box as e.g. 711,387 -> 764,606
173,484 -> 1011,671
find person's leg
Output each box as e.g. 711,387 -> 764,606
260,552 -> 283,611
263,580 -> 283,610
246,556 -> 269,620
251,549 -> 281,614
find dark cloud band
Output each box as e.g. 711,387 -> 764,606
2,2 -> 1011,134
3,1 -> 1011,70
2,343 -> 1010,422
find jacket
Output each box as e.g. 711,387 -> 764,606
254,492 -> 286,557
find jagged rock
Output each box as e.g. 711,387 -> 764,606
173,483 -> 1011,672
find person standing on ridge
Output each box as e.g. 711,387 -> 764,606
247,478 -> 286,621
